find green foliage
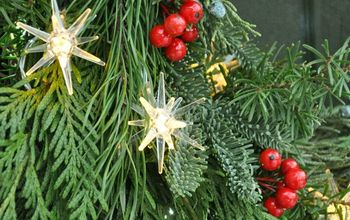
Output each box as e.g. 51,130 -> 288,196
226,39 -> 350,139
233,41 -> 268,71
297,113 -> 350,186
0,0 -> 349,219
167,142 -> 207,196
0,133 -> 28,220
213,99 -> 292,150
22,160 -> 52,220
280,112 -> 350,219
166,110 -> 208,198
208,102 -> 261,203
167,61 -> 212,101
0,64 -> 106,219
202,169 -> 275,220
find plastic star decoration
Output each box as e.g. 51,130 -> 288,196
16,0 -> 105,95
128,72 -> 206,174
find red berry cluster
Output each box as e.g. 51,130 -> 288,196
149,0 -> 203,62
258,148 -> 307,218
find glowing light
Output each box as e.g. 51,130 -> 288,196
128,72 -> 206,174
16,0 -> 104,95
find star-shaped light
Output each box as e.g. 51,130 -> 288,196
128,72 -> 206,174
16,0 -> 105,95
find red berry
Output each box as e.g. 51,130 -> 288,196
276,181 -> 285,189
281,158 -> 299,174
164,14 -> 187,36
179,1 -> 203,24
149,25 -> 174,48
259,148 -> 282,171
181,26 -> 198,42
165,38 -> 187,62
284,169 -> 307,190
264,197 -> 284,217
276,187 -> 299,209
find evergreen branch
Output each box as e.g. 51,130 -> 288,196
22,162 -> 52,220
166,110 -> 208,198
0,62 -> 105,219
0,133 -> 28,220
226,40 -> 350,139
232,43 -> 262,71
167,61 -> 212,102
201,169 -> 275,220
212,99 -> 291,150
167,141 -> 208,197
207,104 -> 262,203
220,0 -> 260,37
0,0 -> 349,219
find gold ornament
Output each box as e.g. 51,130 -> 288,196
16,0 -> 105,95
309,170 -> 350,220
128,72 -> 206,174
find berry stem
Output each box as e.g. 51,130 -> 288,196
160,4 -> 170,16
258,181 -> 276,192
256,177 -> 278,183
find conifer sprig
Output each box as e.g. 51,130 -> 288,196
0,0 -> 349,219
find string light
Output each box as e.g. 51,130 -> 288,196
16,0 -> 104,95
128,72 -> 206,174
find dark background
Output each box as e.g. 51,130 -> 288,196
233,0 -> 350,53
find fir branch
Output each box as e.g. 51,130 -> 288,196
207,105 -> 262,203
212,99 -> 291,150
167,141 -> 208,197
167,66 -> 212,102
166,110 -> 208,198
0,0 -> 349,219
201,169 -> 275,220
227,40 -> 350,139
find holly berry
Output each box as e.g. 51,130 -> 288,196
284,169 -> 307,190
179,1 -> 203,24
260,148 -> 282,171
165,38 -> 187,61
149,25 -> 174,48
182,0 -> 196,3
276,181 -> 285,189
281,158 -> 299,174
276,187 -> 299,209
264,197 -> 284,217
181,26 -> 198,42
164,14 -> 187,36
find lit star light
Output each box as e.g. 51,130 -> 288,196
128,72 -> 206,174
16,0 -> 105,95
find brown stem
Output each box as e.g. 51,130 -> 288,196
256,177 -> 278,183
258,182 -> 276,192
160,4 -> 170,16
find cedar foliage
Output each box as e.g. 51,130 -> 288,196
0,0 -> 349,219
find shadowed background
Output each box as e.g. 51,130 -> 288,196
233,0 -> 350,52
